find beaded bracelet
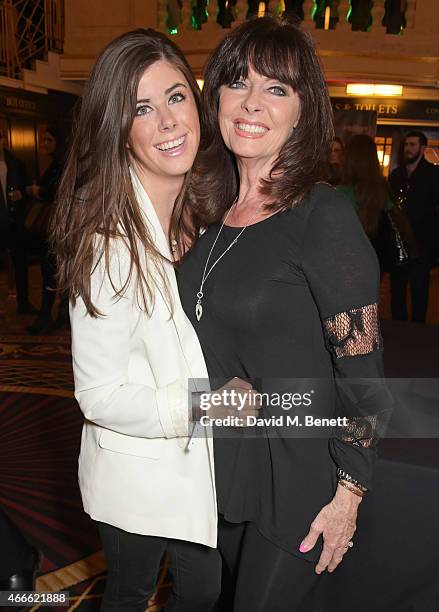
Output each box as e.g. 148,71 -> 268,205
336,468 -> 368,493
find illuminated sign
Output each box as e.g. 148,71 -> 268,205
331,98 -> 439,121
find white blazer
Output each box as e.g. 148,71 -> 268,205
70,171 -> 217,548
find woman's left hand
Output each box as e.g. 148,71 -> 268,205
299,483 -> 362,574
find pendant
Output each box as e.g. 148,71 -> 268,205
196,302 -> 203,322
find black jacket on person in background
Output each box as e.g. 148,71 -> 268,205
38,158 -> 62,205
389,157 -> 439,265
0,149 -> 29,248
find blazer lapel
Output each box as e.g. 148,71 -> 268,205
130,168 -> 173,260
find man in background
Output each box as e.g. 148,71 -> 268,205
389,131 -> 439,323
0,130 -> 34,315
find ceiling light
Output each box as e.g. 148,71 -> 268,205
346,84 -> 403,96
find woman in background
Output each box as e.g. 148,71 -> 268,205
337,134 -> 392,260
337,134 -> 416,273
26,126 -> 65,333
327,136 -> 345,186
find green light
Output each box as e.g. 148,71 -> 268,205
169,27 -> 178,35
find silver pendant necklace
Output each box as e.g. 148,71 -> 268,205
195,201 -> 260,322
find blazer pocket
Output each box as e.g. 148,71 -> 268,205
99,428 -> 163,459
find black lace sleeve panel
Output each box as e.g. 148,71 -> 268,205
301,186 -> 393,490
323,302 -> 392,489
323,303 -> 382,360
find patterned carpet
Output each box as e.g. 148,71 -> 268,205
0,273 -> 169,610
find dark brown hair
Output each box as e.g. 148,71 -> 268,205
342,134 -> 389,237
43,124 -> 66,162
405,130 -> 427,147
331,137 -> 345,155
192,15 -> 334,223
51,28 -> 201,317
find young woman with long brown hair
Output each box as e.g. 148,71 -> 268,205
51,28 -> 258,612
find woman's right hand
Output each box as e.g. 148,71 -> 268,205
196,377 -> 261,426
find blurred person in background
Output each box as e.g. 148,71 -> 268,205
389,131 -> 439,323
0,129 -> 34,315
25,126 -> 66,334
327,137 -> 344,186
338,134 -> 417,277
337,134 -> 393,267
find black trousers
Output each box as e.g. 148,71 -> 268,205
38,248 -> 56,319
390,258 -> 431,323
0,507 -> 33,579
98,522 -> 221,612
4,222 -> 31,309
216,516 -> 320,612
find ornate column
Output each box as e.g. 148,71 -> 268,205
404,0 -> 416,29
191,0 -> 208,29
302,0 -> 315,26
162,0 -> 182,32
371,0 -> 386,34
336,0 -> 352,31
235,0 -> 249,22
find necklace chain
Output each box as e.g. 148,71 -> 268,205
195,201 -> 260,321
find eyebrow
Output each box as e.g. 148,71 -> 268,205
136,82 -> 187,104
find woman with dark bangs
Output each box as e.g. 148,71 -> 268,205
178,16 -> 390,611
51,28 -> 261,612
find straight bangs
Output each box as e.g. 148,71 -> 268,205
194,16 -> 334,225
219,26 -> 301,92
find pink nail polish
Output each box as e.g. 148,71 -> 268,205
299,543 -> 308,552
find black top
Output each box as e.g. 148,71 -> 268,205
38,158 -> 62,204
177,183 -> 390,562
389,157 -> 439,259
0,149 -> 29,246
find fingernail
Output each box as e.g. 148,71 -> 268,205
299,542 -> 309,552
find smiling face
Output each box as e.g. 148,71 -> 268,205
218,66 -> 300,168
128,59 -> 200,187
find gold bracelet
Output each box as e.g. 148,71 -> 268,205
338,479 -> 365,498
